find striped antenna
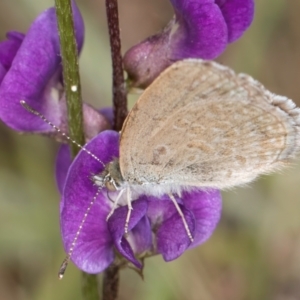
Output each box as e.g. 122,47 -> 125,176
58,187 -> 102,279
20,100 -> 106,278
20,100 -> 105,167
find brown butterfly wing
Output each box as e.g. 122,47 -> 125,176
119,59 -> 300,189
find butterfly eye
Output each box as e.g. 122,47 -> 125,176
105,178 -> 118,191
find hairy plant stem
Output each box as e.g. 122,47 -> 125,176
54,1 -> 100,299
55,0 -> 85,155
106,0 -> 128,131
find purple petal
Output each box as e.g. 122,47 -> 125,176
82,103 -> 111,141
0,1 -> 84,132
171,0 -> 254,57
147,189 -> 222,261
0,63 -> 6,83
61,130 -> 119,273
108,199 -> 149,268
0,31 -> 24,72
171,0 -> 228,59
62,191 -> 113,274
129,216 -> 152,255
124,0 -> 254,88
156,204 -> 195,261
216,0 -> 254,42
146,195 -> 195,261
55,144 -> 72,195
147,194 -> 178,224
123,34 -> 171,89
99,107 -> 114,127
182,189 -> 222,248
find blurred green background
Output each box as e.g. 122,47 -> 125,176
0,1 -> 300,299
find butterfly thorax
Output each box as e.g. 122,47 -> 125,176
92,158 -> 199,199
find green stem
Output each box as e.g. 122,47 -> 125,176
82,273 -> 100,299
54,1 -> 99,299
54,0 -> 85,156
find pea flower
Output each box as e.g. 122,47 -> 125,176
1,1 -> 225,275
124,0 -> 255,88
0,2 -> 109,140
58,130 -> 222,273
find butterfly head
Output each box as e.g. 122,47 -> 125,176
92,158 -> 125,191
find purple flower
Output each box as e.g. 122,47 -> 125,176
55,107 -> 114,194
58,130 -> 222,273
0,2 -> 109,140
0,31 -> 24,83
124,0 -> 254,88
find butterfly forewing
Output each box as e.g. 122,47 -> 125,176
120,59 -> 300,189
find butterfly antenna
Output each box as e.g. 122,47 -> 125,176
58,187 -> 102,279
20,100 -> 105,168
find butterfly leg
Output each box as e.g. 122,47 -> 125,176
106,188 -> 125,221
124,187 -> 133,234
168,193 -> 194,242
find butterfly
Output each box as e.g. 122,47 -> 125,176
94,59 -> 300,196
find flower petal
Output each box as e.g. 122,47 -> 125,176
108,199 -> 149,268
123,33 -> 171,89
82,103 -> 111,141
0,1 -> 84,132
216,0 -> 254,42
156,204 -> 195,261
146,194 -> 196,261
171,0 -> 228,59
182,189 -> 222,248
124,0 -> 254,88
147,189 -> 221,261
55,144 -> 72,195
0,64 -> 6,83
100,107 -> 114,127
129,215 -> 152,255
61,130 -> 119,273
0,31 -> 24,72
